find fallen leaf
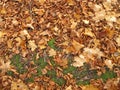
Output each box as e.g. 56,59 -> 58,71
28,40 -> 37,51
104,60 -> 113,69
72,55 -> 86,67
11,80 -> 29,90
116,35 -> 120,46
81,85 -> 99,90
0,31 -> 6,38
84,28 -> 95,37
49,49 -> 56,56
0,57 -> 11,73
72,40 -> 84,51
65,85 -> 72,90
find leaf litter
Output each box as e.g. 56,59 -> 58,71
0,0 -> 120,90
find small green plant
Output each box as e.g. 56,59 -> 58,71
11,54 -> 27,74
25,77 -> 34,83
52,77 -> 66,86
76,80 -> 90,85
48,39 -> 57,50
34,57 -> 47,69
100,70 -> 117,82
63,66 -> 76,74
46,70 -> 56,78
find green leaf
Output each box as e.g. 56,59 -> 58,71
52,77 -> 66,86
46,70 -> 56,77
63,66 -> 76,74
101,70 -> 117,82
48,39 -> 56,50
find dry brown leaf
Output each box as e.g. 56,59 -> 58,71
84,28 -> 95,37
28,40 -> 37,51
20,29 -> 31,39
72,40 -> 84,51
72,55 -> 86,67
70,19 -> 77,29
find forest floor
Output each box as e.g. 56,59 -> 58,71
0,0 -> 120,90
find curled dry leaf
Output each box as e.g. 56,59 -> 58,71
72,55 -> 86,67
28,40 -> 37,51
